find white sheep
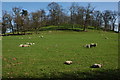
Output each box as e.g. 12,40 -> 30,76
19,44 -> 30,47
23,44 -> 30,47
64,61 -> 73,65
41,35 -> 44,38
32,43 -> 35,45
19,44 -> 24,47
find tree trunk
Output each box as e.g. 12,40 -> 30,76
104,22 -> 107,31
112,23 -> 115,31
83,20 -> 87,31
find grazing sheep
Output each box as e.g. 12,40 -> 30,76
32,43 -> 35,45
28,37 -> 31,39
26,42 -> 32,45
64,61 -> 72,65
105,37 -> 109,39
90,64 -> 103,68
26,42 -> 35,45
41,35 -> 44,38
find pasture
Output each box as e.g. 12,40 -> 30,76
2,30 -> 119,79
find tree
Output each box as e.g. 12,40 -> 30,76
83,3 -> 95,31
102,10 -> 112,31
109,11 -> 117,31
69,3 -> 79,29
12,7 -> 23,34
21,9 -> 29,34
2,11 -> 13,34
30,9 -> 46,33
48,2 -> 63,26
76,6 -> 85,27
93,10 -> 103,29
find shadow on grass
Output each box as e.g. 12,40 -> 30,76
2,69 -> 120,80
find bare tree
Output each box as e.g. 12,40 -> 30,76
109,11 -> 117,31
21,9 -> 29,34
30,9 -> 46,33
83,3 -> 95,31
69,3 -> 78,29
93,10 -> 103,29
2,11 -> 13,34
102,10 -> 112,31
76,6 -> 85,27
12,7 -> 22,34
48,2 -> 63,26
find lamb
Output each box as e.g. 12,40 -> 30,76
64,61 -> 72,65
90,64 -> 103,68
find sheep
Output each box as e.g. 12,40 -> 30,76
26,42 -> 32,45
64,61 -> 72,65
32,43 -> 35,45
38,35 -> 44,38
105,37 -> 109,39
19,44 -> 30,47
90,64 -> 103,68
26,42 -> 35,45
85,44 -> 91,48
23,44 -> 30,47
28,37 -> 32,39
19,44 -> 24,47
90,43 -> 97,47
84,43 -> 97,48
41,35 -> 44,38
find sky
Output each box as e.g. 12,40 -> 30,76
2,2 -> 118,14
1,2 -> 118,22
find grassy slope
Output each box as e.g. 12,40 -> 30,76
2,30 -> 119,79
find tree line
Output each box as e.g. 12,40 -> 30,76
2,2 -> 118,34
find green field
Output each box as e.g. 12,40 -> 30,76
2,30 -> 119,79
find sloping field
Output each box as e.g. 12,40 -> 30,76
2,30 -> 119,79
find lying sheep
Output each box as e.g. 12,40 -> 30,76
19,44 -> 24,47
19,44 -> 30,47
84,43 -> 97,48
90,64 -> 103,68
90,43 -> 97,47
64,61 -> 72,65
85,44 -> 91,48
23,44 -> 30,47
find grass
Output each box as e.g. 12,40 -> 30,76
2,29 -> 119,79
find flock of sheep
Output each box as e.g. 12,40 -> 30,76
64,43 -> 103,68
19,35 -> 44,47
19,42 -> 35,47
64,61 -> 102,68
19,35 -> 102,68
